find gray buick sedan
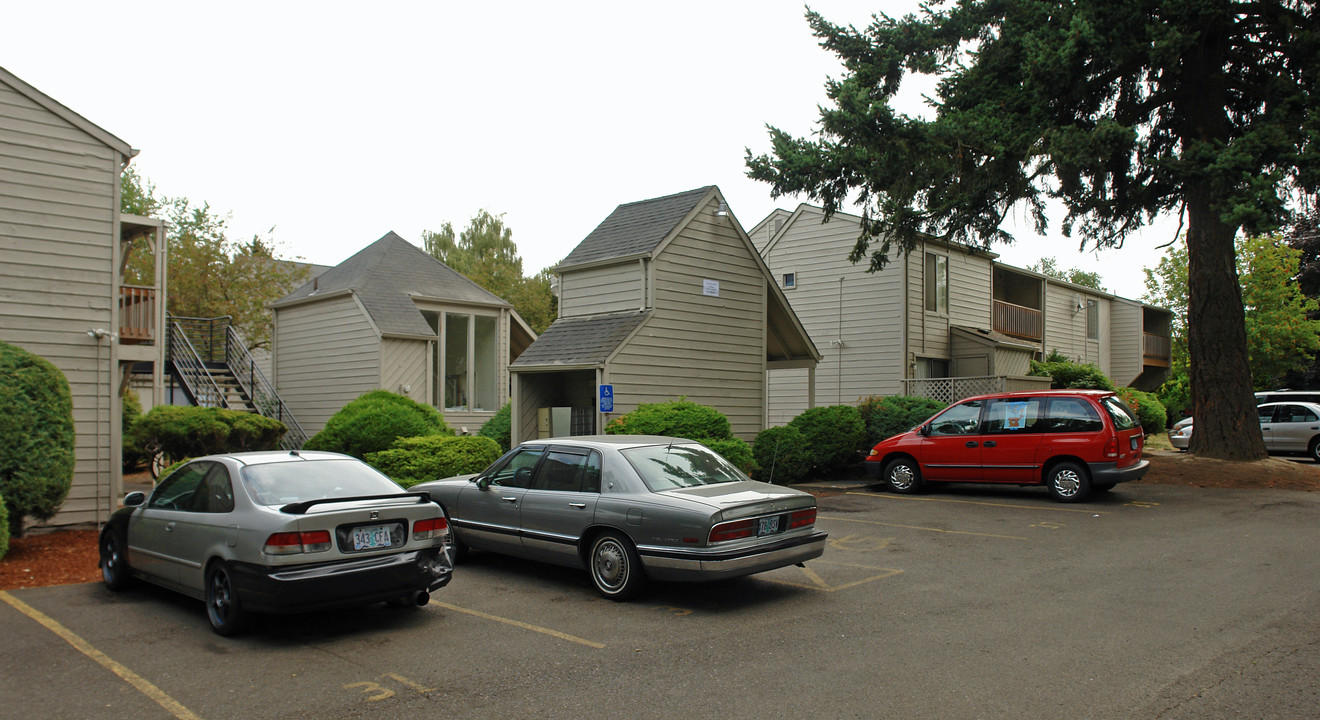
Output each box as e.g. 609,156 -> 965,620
411,435 -> 828,600
99,451 -> 454,635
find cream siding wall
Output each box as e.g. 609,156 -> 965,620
1,79 -> 121,526
607,203 -> 766,440
907,242 -> 993,365
559,263 -> 643,317
994,347 -> 1034,376
1043,284 -> 1110,373
381,338 -> 427,402
1109,298 -> 1143,387
760,208 -> 906,424
274,296 -> 380,435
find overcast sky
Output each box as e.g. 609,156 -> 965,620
6,0 -> 1180,300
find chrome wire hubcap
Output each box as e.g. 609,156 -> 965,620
594,541 -> 626,590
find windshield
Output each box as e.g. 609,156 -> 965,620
1100,396 -> 1141,431
241,459 -> 404,506
619,443 -> 748,492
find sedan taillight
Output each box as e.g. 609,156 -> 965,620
788,508 -> 816,529
709,519 -> 756,543
264,530 -> 332,555
412,516 -> 449,540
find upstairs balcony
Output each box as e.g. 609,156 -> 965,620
992,299 -> 1043,341
1143,332 -> 1171,367
117,213 -> 166,361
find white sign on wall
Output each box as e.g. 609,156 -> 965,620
702,279 -> 719,297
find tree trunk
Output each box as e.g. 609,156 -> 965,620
1185,190 -> 1267,460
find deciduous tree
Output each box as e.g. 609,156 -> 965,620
1026,257 -> 1105,291
748,2 -> 1320,460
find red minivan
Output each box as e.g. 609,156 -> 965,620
863,390 -> 1148,502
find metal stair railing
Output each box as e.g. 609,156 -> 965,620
224,325 -> 309,450
167,321 -> 230,409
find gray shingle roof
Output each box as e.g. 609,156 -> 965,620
274,232 -> 508,337
510,310 -> 650,368
558,186 -> 713,267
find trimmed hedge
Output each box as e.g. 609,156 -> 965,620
365,435 -> 502,488
0,341 -> 75,536
304,390 -> 452,459
1029,351 -> 1116,391
133,405 -> 287,461
479,403 -> 512,452
698,437 -> 755,475
0,492 -> 9,560
857,395 -> 946,448
751,425 -> 813,484
122,391 -> 146,471
1117,387 -> 1167,434
788,404 -> 866,472
604,399 -> 731,440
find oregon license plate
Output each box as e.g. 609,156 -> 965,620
758,515 -> 780,536
352,524 -> 394,550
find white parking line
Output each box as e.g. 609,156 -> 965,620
430,601 -> 605,649
844,491 -> 1109,514
821,514 -> 1031,541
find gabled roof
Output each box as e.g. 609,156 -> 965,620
951,325 -> 1040,352
273,232 -> 509,338
510,310 -> 650,369
0,65 -> 134,158
557,186 -> 714,268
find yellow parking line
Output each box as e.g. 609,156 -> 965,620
820,514 -> 1031,541
431,601 -> 605,649
0,590 -> 204,720
843,491 -> 1108,514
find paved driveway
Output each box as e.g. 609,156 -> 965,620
2,482 -> 1317,719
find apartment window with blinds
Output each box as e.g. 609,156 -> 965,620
1086,299 -> 1099,340
925,252 -> 949,314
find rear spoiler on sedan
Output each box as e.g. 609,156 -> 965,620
280,492 -> 435,515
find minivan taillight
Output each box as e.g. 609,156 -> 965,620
1104,436 -> 1119,459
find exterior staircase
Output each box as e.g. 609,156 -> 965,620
166,316 -> 308,449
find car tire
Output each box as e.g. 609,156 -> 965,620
205,562 -> 249,636
588,532 -> 645,601
99,531 -> 132,591
1309,438 -> 1320,463
884,457 -> 923,494
1046,461 -> 1091,503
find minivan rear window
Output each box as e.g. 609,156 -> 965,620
1100,396 -> 1140,431
1043,397 -> 1103,433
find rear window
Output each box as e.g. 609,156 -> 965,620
620,443 -> 747,492
1043,397 -> 1104,433
241,459 -> 403,505
1100,396 -> 1141,431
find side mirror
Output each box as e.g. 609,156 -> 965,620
918,424 -> 930,437
123,491 -> 146,507
473,476 -> 490,491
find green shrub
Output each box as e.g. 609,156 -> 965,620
1117,387 -> 1167,434
365,435 -> 502,488
857,395 -> 946,447
752,425 -> 813,484
304,390 -> 452,459
1029,351 -> 1116,390
698,437 -> 755,475
133,405 -> 286,461
0,492 -> 9,560
479,403 -> 513,452
788,404 -> 866,473
0,341 -> 75,536
604,399 -> 732,440
121,390 -> 147,472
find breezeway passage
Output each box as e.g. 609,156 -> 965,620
0,483 -> 1313,720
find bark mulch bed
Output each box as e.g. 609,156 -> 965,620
3,453 -> 1318,592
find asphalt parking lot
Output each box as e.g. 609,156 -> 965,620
3,480 -> 1319,720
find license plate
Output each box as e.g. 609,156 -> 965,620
352,524 -> 394,550
758,515 -> 780,536
1130,436 -> 1139,450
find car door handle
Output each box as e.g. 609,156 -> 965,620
501,496 -> 519,503
164,522 -> 175,532
983,441 -> 997,448
965,441 -> 979,448
568,502 -> 587,509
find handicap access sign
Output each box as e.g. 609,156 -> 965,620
599,384 -> 614,413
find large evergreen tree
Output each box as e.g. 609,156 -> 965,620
748,1 -> 1320,460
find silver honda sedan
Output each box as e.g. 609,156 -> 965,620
98,450 -> 454,635
411,435 -> 828,600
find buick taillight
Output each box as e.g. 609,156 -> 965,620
264,530 -> 332,555
412,516 -> 449,540
1104,436 -> 1119,459
709,519 -> 756,543
788,508 -> 816,529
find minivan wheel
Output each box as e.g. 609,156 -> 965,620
1046,461 -> 1091,503
884,458 -> 923,494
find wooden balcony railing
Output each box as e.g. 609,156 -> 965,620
119,285 -> 156,343
1144,332 -> 1171,365
992,299 -> 1043,341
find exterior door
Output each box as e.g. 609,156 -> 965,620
979,397 -> 1046,483
519,448 -> 601,564
455,447 -> 542,553
919,399 -> 985,481
1259,405 -> 1279,451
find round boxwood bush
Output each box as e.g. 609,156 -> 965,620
365,435 -> 502,488
0,492 -> 9,559
604,399 -> 732,440
304,390 -> 452,459
1117,387 -> 1167,435
788,404 -> 866,473
133,405 -> 287,461
479,403 -> 512,452
857,395 -> 946,448
752,425 -> 813,484
698,437 -> 755,475
0,340 -> 75,536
